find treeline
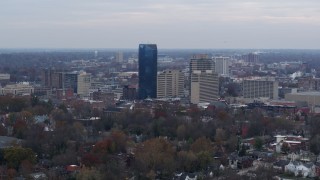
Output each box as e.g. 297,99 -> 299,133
0,95 -> 315,179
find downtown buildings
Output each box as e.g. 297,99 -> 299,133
41,69 -> 91,98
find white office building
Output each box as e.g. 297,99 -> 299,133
77,72 -> 91,97
214,57 -> 229,76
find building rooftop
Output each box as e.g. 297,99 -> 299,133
289,91 -> 320,96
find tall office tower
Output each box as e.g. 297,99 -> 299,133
52,72 -> 64,89
138,44 -> 157,99
189,54 -> 215,73
190,70 -> 219,104
64,72 -> 78,93
242,53 -> 259,63
214,57 -> 229,76
77,72 -> 91,97
242,77 -> 278,99
157,70 -> 184,98
189,54 -> 215,97
116,52 -> 124,62
41,68 -> 54,87
248,53 -> 259,63
123,85 -> 137,100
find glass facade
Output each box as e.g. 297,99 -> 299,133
64,73 -> 78,93
138,44 -> 157,99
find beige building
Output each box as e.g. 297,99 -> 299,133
214,57 -> 229,76
157,70 -> 184,98
190,70 -> 219,104
1,83 -> 34,95
0,73 -> 10,81
77,72 -> 91,97
242,77 -> 278,99
116,52 -> 124,62
285,91 -> 320,107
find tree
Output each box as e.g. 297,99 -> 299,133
134,138 -> 176,178
225,135 -> 238,153
310,135 -> 320,155
196,151 -> 213,171
177,124 -> 187,140
281,142 -> 290,154
177,151 -> 197,172
4,147 -> 36,169
309,115 -> 320,138
76,168 -> 104,180
190,137 -> 213,154
110,129 -> 127,153
254,167 -> 277,179
188,137 -> 215,171
254,137 -> 263,150
214,128 -> 227,144
93,138 -> 114,154
81,153 -> 101,167
238,144 -> 246,157
30,94 -> 39,107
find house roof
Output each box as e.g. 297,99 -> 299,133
273,160 -> 290,167
0,136 -> 22,149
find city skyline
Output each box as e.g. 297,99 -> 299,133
1,0 -> 320,49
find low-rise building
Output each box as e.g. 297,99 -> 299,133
1,83 -> 34,95
242,77 -> 278,99
285,91 -> 320,108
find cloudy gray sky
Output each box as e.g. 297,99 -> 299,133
1,0 -> 320,49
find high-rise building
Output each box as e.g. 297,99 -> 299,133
242,77 -> 278,99
52,72 -> 64,89
77,72 -> 91,97
64,72 -> 78,93
116,52 -> 124,62
123,85 -> 137,100
189,54 -> 215,97
157,70 -> 184,98
242,53 -> 259,63
214,57 -> 229,76
138,44 -> 157,99
189,54 -> 215,73
41,68 -> 54,87
190,70 -> 219,104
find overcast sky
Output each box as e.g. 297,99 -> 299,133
1,0 -> 320,49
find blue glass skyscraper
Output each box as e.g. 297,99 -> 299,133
138,44 -> 157,99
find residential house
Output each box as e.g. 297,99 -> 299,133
229,152 -> 254,169
273,160 -> 290,173
285,161 -> 314,178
